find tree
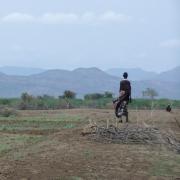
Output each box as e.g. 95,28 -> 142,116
104,91 -> 113,98
142,88 -> 159,112
62,90 -> 76,109
142,88 -> 158,100
20,92 -> 33,110
21,92 -> 33,103
63,90 -> 76,99
43,94 -> 54,99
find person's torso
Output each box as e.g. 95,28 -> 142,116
120,80 -> 131,94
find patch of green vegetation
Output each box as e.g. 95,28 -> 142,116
0,121 -> 64,131
63,123 -> 76,129
0,113 -> 84,122
0,114 -> 85,132
0,107 -> 18,117
70,177 -> 83,180
0,134 -> 44,156
83,149 -> 94,159
0,116 -> 18,121
0,143 -> 11,154
0,122 -> 66,131
150,155 -> 180,177
14,135 -> 44,144
49,114 -> 85,122
0,112 -> 84,158
49,176 -> 83,180
1,96 -> 180,110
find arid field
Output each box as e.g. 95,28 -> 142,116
0,109 -> 180,180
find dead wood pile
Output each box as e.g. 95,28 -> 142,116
84,124 -> 180,153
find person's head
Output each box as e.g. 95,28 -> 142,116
123,72 -> 128,79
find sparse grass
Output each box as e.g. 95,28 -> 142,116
63,123 -> 76,129
0,121 -> 74,131
0,143 -> 11,155
149,154 -> 180,177
83,149 -> 94,159
0,113 -> 86,132
0,107 -> 18,117
0,109 -> 180,179
48,176 -> 83,180
0,111 -> 85,158
70,176 -> 83,180
0,134 -> 44,156
0,113 -> 85,122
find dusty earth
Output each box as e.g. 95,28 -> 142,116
0,109 -> 180,180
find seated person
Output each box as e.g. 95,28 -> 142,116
166,104 -> 171,112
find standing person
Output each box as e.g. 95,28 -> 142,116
113,72 -> 132,121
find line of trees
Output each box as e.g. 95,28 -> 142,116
84,91 -> 113,100
16,91 -> 114,110
0,88 -> 180,111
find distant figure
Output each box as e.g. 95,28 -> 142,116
113,72 -> 132,122
166,104 -> 172,112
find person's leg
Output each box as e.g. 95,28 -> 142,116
123,102 -> 128,122
115,95 -> 127,118
115,100 -> 122,118
126,111 -> 128,122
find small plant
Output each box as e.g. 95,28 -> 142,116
83,149 -> 94,159
63,123 -> 76,129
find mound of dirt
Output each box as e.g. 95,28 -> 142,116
85,124 -> 180,153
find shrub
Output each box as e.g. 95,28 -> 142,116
84,93 -> 104,100
104,91 -> 113,98
0,107 -> 18,117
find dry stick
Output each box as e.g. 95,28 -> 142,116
91,124 -> 180,152
150,100 -> 154,126
89,119 -> 92,124
115,117 -> 118,128
106,119 -> 109,129
136,106 -> 139,126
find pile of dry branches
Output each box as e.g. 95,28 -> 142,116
85,124 -> 180,153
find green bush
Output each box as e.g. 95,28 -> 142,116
84,93 -> 104,100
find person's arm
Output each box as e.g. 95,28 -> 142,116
119,81 -> 122,92
129,82 -> 132,103
119,81 -> 123,96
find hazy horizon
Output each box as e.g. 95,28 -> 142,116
1,65 -> 179,74
0,0 -> 179,73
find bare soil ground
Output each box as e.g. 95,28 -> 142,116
0,109 -> 180,180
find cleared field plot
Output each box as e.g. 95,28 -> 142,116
0,109 -> 180,180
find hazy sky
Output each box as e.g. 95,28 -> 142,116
0,0 -> 179,72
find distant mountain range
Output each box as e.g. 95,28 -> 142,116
0,66 -> 179,99
106,67 -> 180,83
106,68 -> 158,81
0,66 -> 45,76
155,66 -> 180,83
